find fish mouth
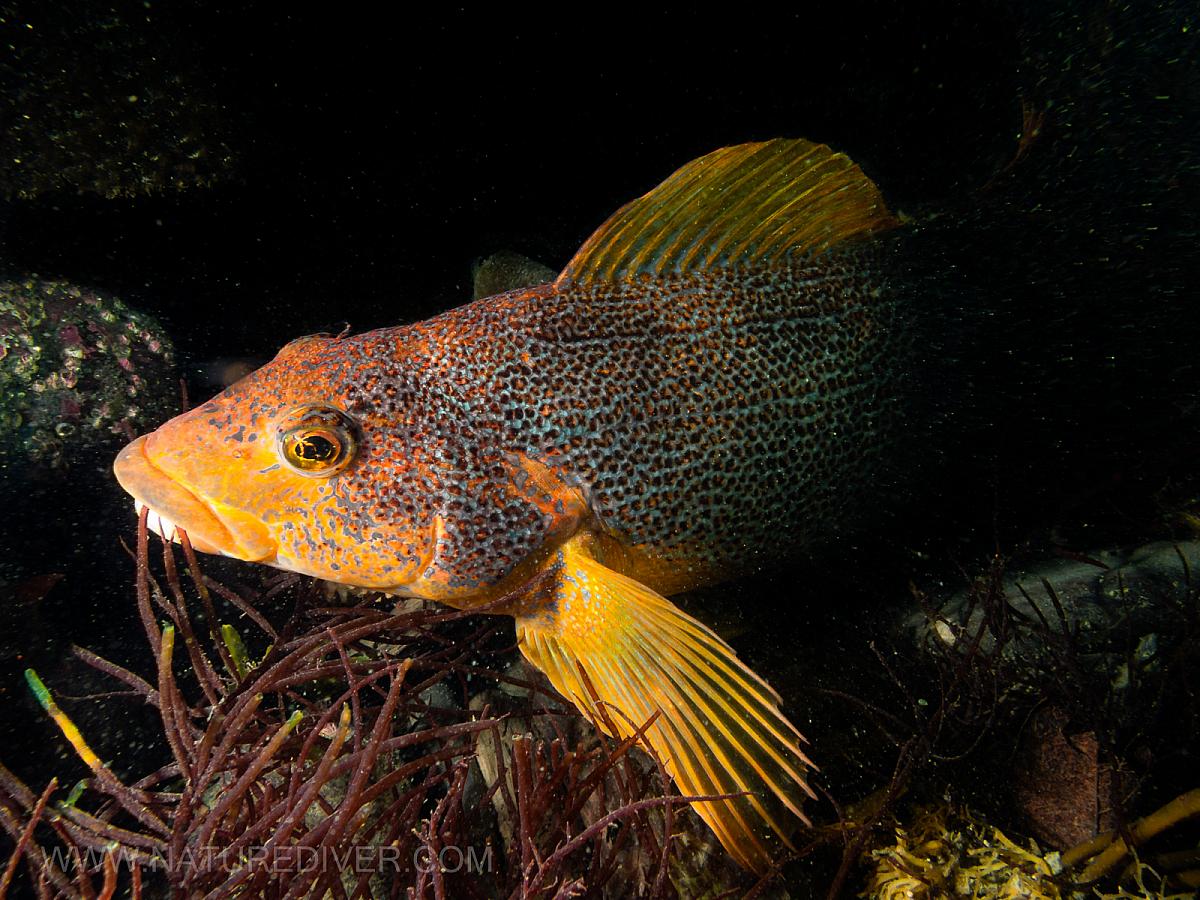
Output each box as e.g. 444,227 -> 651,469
113,435 -> 277,562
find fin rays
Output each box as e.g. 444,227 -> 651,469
625,615 -> 814,805
558,138 -> 898,285
627,595 -> 811,762
620,626 -> 805,836
636,596 -> 791,719
515,540 -> 815,872
578,623 -> 779,865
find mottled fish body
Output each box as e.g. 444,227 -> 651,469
114,139 -> 900,870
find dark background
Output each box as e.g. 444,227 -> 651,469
0,2 -> 1197,892
1,3 -> 1022,359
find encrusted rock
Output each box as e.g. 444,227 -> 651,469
0,277 -> 176,468
909,541 -> 1200,674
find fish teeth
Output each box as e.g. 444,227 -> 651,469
133,499 -> 181,544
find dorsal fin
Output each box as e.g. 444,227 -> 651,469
557,138 -> 899,286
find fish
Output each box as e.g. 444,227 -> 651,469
113,138 -> 904,872
470,250 -> 557,300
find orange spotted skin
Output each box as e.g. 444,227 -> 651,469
130,245 -> 903,607
111,138 -> 908,873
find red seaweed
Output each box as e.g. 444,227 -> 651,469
0,517 -> 717,897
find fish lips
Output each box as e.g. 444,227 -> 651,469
113,434 -> 277,562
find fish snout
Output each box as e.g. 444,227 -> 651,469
113,434 -> 276,562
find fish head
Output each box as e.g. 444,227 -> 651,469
114,332 -> 445,592
113,329 -> 585,599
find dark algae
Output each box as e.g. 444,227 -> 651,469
1,2 -> 1199,897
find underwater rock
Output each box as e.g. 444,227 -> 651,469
0,3 -> 239,198
1013,705 -> 1116,850
902,540 -> 1200,868
470,251 -> 556,300
908,541 -> 1199,677
0,277 -> 176,469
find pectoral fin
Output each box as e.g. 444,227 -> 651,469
514,538 -> 815,873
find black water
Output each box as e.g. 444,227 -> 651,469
0,3 -> 1197,896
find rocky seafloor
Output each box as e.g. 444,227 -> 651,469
0,259 -> 1196,898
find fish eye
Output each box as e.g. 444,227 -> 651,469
282,428 -> 345,471
275,406 -> 358,477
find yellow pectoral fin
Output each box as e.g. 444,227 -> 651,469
515,540 -> 816,873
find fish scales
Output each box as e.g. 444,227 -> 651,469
316,256 -> 899,594
113,138 -> 901,871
